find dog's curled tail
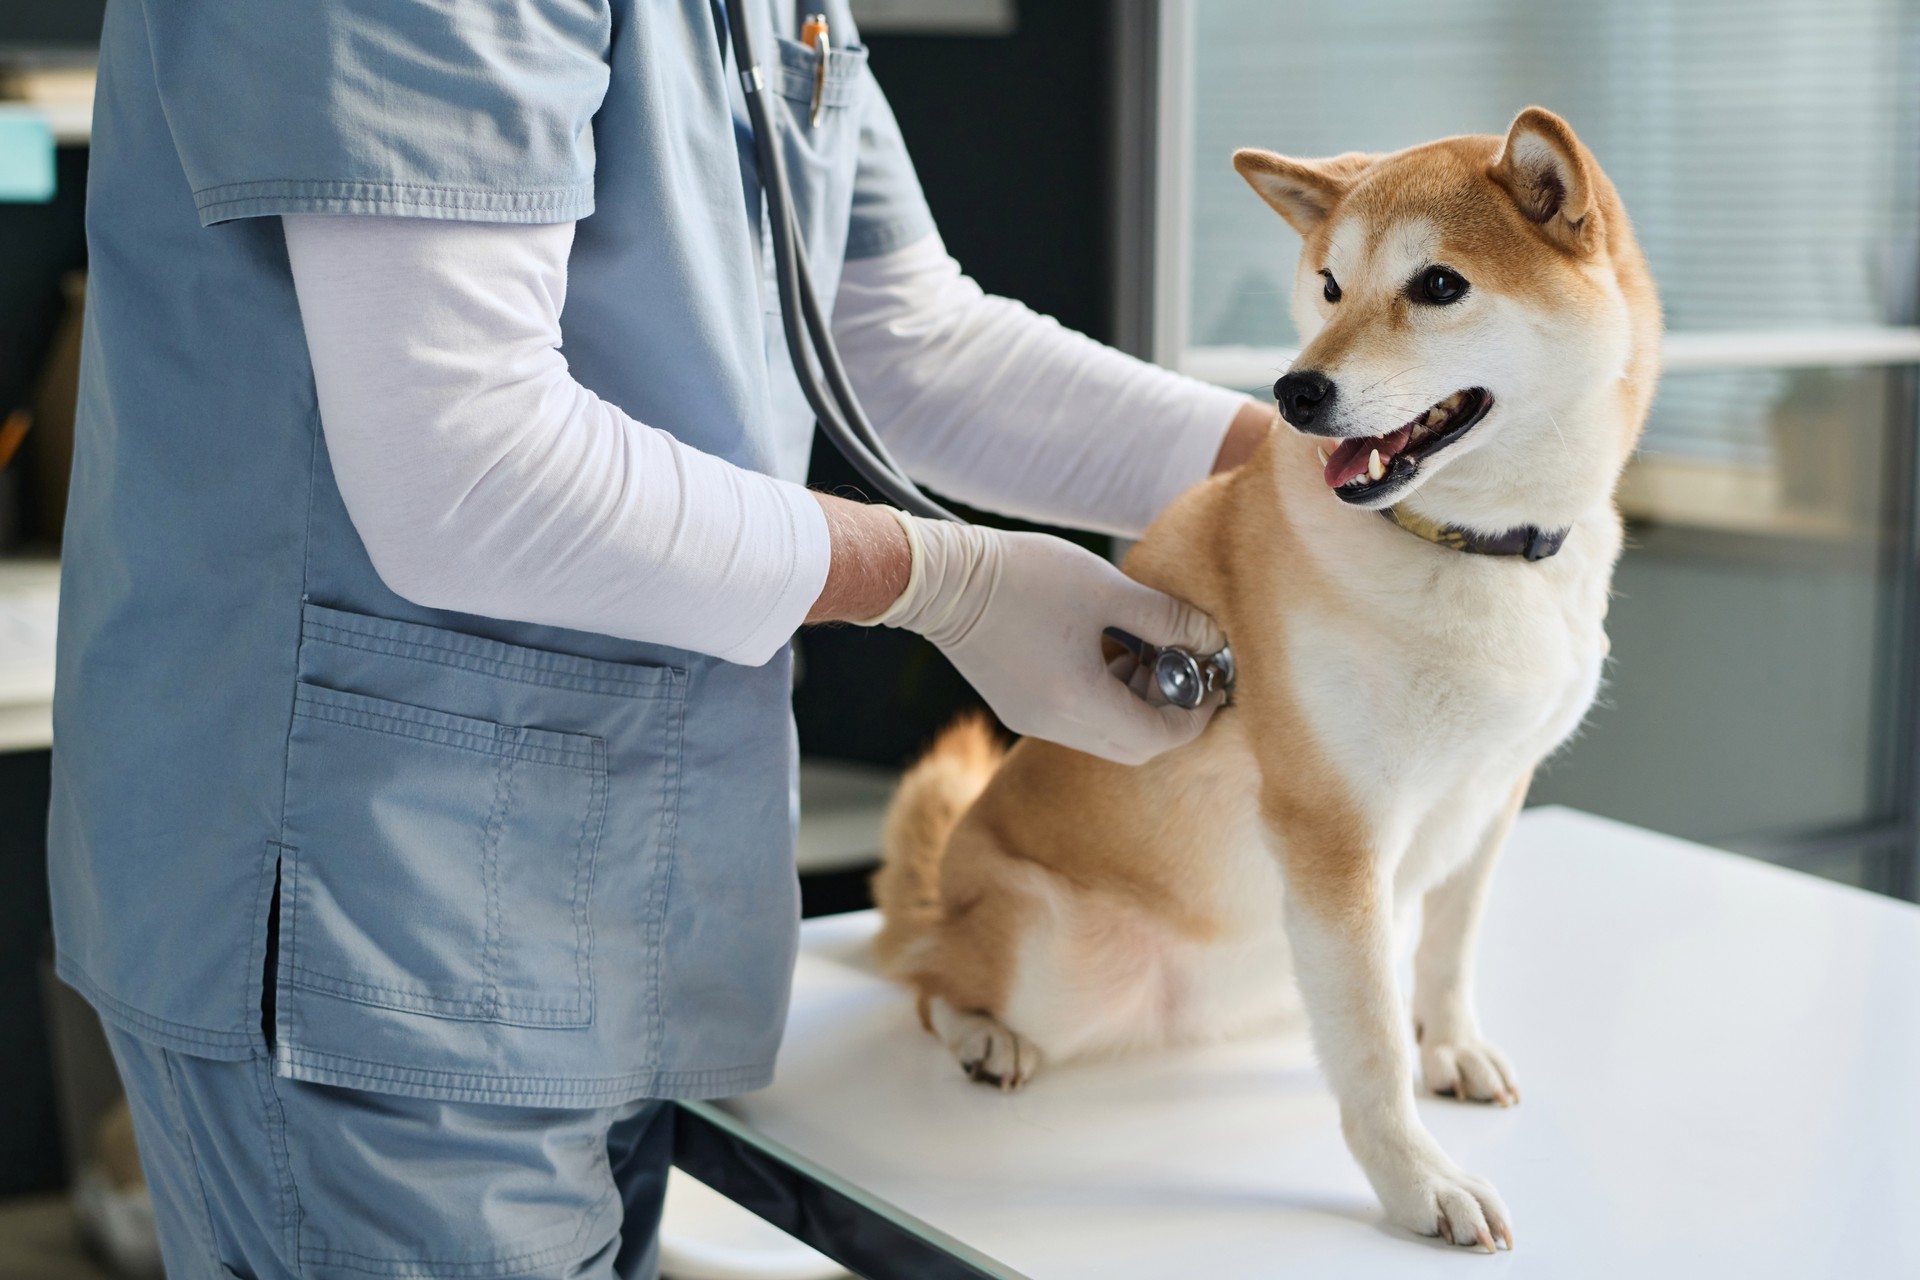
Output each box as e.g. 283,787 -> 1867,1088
871,713 -> 1005,976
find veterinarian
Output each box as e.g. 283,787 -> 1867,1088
48,3 -> 1271,1277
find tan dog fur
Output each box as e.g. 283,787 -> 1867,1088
873,108 -> 1660,1251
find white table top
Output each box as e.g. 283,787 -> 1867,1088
724,807 -> 1920,1278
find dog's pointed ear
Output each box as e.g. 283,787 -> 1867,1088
1492,107 -> 1602,253
1232,150 -> 1373,237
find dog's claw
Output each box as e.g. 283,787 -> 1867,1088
1475,1225 -> 1495,1254
962,1058 -> 1004,1088
932,1001 -> 1040,1092
1435,1213 -> 1451,1242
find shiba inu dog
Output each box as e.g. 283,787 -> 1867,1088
871,107 -> 1660,1250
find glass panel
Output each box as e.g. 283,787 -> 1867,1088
1529,368 -> 1901,849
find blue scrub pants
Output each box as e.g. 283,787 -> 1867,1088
105,1028 -> 672,1280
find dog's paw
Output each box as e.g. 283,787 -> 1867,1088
1378,1157 -> 1514,1252
1421,1035 -> 1519,1107
928,1000 -> 1041,1092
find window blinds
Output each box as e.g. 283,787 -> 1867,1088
1185,0 -> 1920,460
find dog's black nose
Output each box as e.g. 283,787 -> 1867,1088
1274,370 -> 1335,430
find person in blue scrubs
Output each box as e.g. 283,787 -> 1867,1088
49,2 -> 1273,1276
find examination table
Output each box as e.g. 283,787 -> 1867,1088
674,806 -> 1920,1279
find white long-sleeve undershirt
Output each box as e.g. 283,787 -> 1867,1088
830,234 -> 1245,537
283,216 -> 1244,666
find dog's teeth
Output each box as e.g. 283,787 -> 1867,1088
1317,446 -> 1329,466
1367,448 -> 1385,481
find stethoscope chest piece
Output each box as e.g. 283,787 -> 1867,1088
1104,627 -> 1236,711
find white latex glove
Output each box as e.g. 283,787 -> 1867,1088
861,509 -> 1225,765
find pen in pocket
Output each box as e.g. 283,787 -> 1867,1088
801,13 -> 830,127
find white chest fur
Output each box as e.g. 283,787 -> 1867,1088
1284,508 -> 1616,867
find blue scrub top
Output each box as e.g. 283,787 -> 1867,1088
50,0 -> 933,1105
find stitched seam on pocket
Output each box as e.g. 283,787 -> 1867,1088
644,690 -> 689,1067
298,706 -> 570,767
480,752 -> 511,1019
572,742 -> 607,1022
281,966 -> 590,1022
306,625 -> 672,699
302,614 -> 682,699
293,686 -> 601,770
776,71 -> 863,106
774,39 -> 866,106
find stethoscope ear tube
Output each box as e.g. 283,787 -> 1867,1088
714,0 -> 960,523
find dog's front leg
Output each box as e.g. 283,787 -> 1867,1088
1275,807 -> 1512,1250
1411,776 -> 1528,1106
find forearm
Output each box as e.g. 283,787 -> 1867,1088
805,493 -> 911,623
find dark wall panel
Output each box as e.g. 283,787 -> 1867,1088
797,1 -> 1117,767
863,4 -> 1114,341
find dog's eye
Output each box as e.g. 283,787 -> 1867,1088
1319,269 -> 1341,303
1416,266 -> 1468,305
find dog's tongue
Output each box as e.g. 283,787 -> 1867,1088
1323,438 -> 1373,488
1321,427 -> 1413,489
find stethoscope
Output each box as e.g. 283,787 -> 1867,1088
714,0 -> 1234,710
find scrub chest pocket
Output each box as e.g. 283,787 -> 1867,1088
273,605 -> 688,1092
767,37 -> 868,256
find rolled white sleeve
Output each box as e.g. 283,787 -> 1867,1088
830,234 -> 1250,538
282,215 -> 829,667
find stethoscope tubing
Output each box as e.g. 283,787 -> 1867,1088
715,0 -> 960,522
712,1 -> 1230,710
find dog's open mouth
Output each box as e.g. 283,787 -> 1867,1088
1319,388 -> 1494,504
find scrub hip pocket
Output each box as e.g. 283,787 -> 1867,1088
280,684 -> 606,1026
275,606 -> 684,1039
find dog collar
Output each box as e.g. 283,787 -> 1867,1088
1381,505 -> 1570,561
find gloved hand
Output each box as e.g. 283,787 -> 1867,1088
860,510 -> 1225,765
